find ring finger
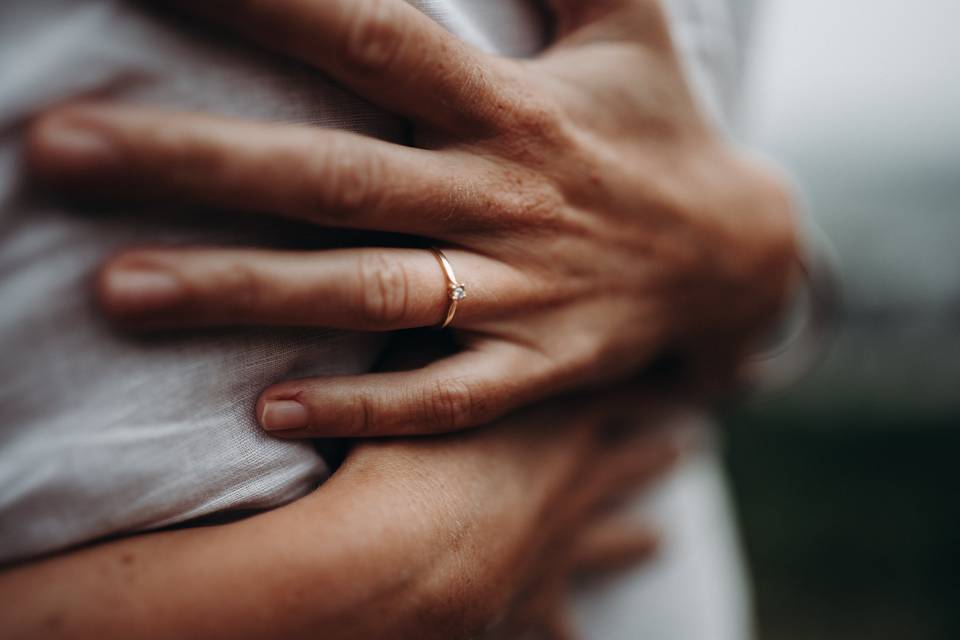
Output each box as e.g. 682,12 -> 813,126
98,246 -> 535,331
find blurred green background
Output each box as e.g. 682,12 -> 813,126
724,1 -> 960,638
726,407 -> 960,640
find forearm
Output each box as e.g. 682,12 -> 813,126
0,462 -> 474,640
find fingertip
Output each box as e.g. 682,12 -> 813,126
25,104 -> 121,182
259,381 -> 382,438
259,399 -> 311,432
257,384 -> 328,436
95,255 -> 184,319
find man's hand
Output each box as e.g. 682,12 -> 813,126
343,389 -> 693,639
1,389 -> 690,640
28,0 -> 797,438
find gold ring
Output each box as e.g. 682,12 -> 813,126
430,248 -> 466,329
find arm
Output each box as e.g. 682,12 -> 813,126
4,465 -> 462,640
2,390 -> 684,640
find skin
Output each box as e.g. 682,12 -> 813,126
1,390 -> 689,640
27,0 -> 798,440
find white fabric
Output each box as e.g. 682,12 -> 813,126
572,440 -> 754,640
0,1 -> 753,637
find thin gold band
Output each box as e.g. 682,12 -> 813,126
430,248 -> 466,329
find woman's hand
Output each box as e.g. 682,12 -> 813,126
28,0 -> 797,438
2,388 -> 689,640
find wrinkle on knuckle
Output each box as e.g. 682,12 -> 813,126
147,125 -> 224,193
341,0 -> 406,74
488,176 -> 567,230
319,141 -> 384,217
356,252 -> 410,326
347,393 -> 377,437
216,261 -> 265,315
499,93 -> 575,156
422,378 -> 475,430
513,99 -> 559,139
330,389 -> 381,438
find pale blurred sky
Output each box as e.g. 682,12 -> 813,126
747,0 -> 960,182
743,0 -> 960,315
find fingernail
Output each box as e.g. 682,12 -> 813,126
260,400 -> 310,432
32,112 -> 118,171
102,267 -> 182,315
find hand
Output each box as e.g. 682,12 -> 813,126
1,388 -> 689,640
322,388 -> 691,639
28,0 -> 797,438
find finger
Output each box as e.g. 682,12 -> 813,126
256,342 -> 555,437
570,518 -> 659,579
503,584 -> 576,640
28,104 -> 485,236
169,0 -> 512,134
97,247 -> 531,330
568,419 -> 694,520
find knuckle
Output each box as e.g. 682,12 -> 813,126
728,156 -> 800,294
346,393 -> 377,437
487,176 -> 566,229
515,183 -> 565,224
421,378 -> 475,430
356,252 -> 411,326
512,98 -> 560,136
498,92 -> 575,154
158,126 -> 217,181
215,260 -> 266,315
341,0 -> 406,73
320,142 -> 384,215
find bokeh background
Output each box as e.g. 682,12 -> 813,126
725,1 -> 960,638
